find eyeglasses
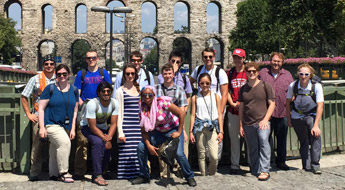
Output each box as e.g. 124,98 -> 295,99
247,70 -> 257,74
299,72 -> 310,77
125,72 -> 135,76
200,82 -> 210,86
203,56 -> 213,59
101,89 -> 112,94
44,62 -> 55,66
86,56 -> 97,60
57,72 -> 68,77
170,59 -> 181,64
131,58 -> 142,63
141,93 -> 154,98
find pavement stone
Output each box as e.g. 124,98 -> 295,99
1,153 -> 345,189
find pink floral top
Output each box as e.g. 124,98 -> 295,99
155,98 -> 179,132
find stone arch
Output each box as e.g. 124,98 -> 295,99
105,39 -> 125,68
140,37 -> 159,75
106,0 -> 125,34
75,3 -> 87,34
42,4 -> 53,34
207,37 -> 224,67
37,40 -> 57,71
4,0 -> 22,30
206,1 -> 221,34
141,1 -> 157,34
71,39 -> 91,74
174,1 -> 190,33
173,37 -> 192,72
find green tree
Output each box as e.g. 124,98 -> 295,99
173,37 -> 191,66
143,46 -> 158,75
71,40 -> 90,74
174,25 -> 189,34
0,14 -> 21,64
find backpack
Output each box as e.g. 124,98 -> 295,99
121,68 -> 151,86
77,98 -> 116,125
182,73 -> 188,91
81,68 -> 104,84
156,83 -> 180,106
227,67 -> 236,94
290,76 -> 322,115
196,65 -> 221,91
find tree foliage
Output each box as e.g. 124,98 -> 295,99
143,46 -> 158,75
229,0 -> 345,59
71,40 -> 90,74
0,14 -> 21,64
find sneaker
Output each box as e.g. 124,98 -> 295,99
28,175 -> 39,181
276,163 -> 290,171
187,178 -> 197,187
313,168 -> 322,175
131,176 -> 150,185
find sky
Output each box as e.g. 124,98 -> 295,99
7,1 -> 219,34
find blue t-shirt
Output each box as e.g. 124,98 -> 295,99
40,84 -> 79,130
74,68 -> 111,101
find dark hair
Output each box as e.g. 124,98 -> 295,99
198,73 -> 211,84
55,64 -> 71,74
161,63 -> 174,73
96,81 -> 113,96
130,51 -> 143,59
122,64 -> 140,92
86,49 -> 98,56
169,50 -> 183,62
201,47 -> 216,57
270,52 -> 285,62
245,62 -> 260,72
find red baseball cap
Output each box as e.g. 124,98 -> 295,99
232,48 -> 246,58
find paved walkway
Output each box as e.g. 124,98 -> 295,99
1,153 -> 345,189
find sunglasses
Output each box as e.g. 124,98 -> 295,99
141,93 -> 154,98
44,63 -> 55,66
247,70 -> 257,74
125,72 -> 135,76
131,59 -> 142,63
299,72 -> 310,77
200,82 -> 210,86
86,56 -> 97,60
170,59 -> 181,64
101,89 -> 112,94
203,56 -> 213,59
57,72 -> 68,77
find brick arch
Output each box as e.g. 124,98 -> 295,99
4,0 -> 21,16
206,1 -> 221,33
173,1 -> 190,33
75,3 -> 87,33
141,1 -> 157,34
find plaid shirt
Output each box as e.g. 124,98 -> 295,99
155,83 -> 187,107
21,73 -> 56,113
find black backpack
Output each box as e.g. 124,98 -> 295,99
227,67 -> 236,94
49,83 -> 78,97
196,65 -> 221,91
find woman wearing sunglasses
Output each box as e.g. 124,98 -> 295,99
132,86 -> 197,187
238,62 -> 275,181
189,73 -> 224,176
286,63 -> 324,174
38,64 -> 79,183
114,64 -> 141,179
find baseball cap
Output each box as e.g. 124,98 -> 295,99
232,48 -> 246,58
43,54 -> 56,63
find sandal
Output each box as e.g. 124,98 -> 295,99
258,172 -> 270,181
58,173 -> 74,183
93,175 -> 108,186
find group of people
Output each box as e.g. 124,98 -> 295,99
21,47 -> 324,186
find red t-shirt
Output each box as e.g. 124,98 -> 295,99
228,69 -> 247,115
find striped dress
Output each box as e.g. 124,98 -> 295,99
117,90 -> 141,179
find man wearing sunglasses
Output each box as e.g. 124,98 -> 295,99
21,54 -> 56,181
259,52 -> 293,171
113,51 -> 154,92
73,50 -> 112,180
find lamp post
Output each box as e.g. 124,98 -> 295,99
91,6 -> 132,77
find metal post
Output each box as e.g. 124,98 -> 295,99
109,10 -> 113,77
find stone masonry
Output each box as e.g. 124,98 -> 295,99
1,0 -> 243,72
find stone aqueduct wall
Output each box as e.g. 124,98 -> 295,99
0,0 -> 241,72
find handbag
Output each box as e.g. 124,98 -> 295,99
158,137 -> 179,168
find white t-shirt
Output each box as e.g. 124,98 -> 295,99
286,80 -> 324,119
191,65 -> 228,98
81,98 -> 119,130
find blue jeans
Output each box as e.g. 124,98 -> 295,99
137,129 -> 194,180
243,124 -> 271,175
269,117 -> 288,164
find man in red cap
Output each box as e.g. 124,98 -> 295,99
227,48 -> 248,174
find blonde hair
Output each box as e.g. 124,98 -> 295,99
297,63 -> 315,78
